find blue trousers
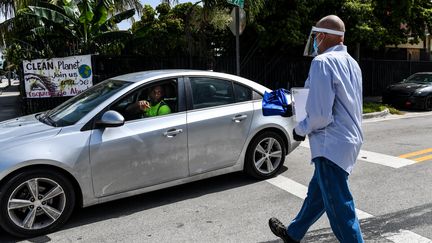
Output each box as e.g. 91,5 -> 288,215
287,157 -> 364,243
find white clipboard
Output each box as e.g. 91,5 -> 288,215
291,88 -> 309,122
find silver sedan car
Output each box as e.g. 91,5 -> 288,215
0,70 -> 299,237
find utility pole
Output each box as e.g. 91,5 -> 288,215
235,6 -> 240,76
227,0 -> 245,76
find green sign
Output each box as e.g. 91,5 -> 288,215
227,0 -> 244,8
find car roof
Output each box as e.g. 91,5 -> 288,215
412,72 -> 432,75
112,69 -> 271,93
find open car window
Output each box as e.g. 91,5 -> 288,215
110,79 -> 178,121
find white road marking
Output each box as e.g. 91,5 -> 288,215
300,142 -> 415,168
266,175 -> 431,242
357,150 -> 415,168
383,230 -> 432,243
266,175 -> 373,220
266,175 -> 307,199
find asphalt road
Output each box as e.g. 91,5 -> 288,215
1,112 -> 432,243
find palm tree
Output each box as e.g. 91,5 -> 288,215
1,0 -> 136,58
113,0 -> 142,15
0,0 -> 142,18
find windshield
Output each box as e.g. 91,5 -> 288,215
45,79 -> 132,127
403,74 -> 432,84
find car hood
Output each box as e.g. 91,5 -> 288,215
0,114 -> 61,147
388,82 -> 430,92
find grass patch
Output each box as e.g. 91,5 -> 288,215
387,106 -> 404,115
363,102 -> 403,115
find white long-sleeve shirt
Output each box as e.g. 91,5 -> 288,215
295,45 -> 363,174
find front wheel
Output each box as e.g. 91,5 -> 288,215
244,131 -> 287,179
0,169 -> 75,238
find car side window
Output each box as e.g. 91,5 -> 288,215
190,77 -> 234,109
233,83 -> 252,102
111,79 -> 178,121
253,91 -> 263,100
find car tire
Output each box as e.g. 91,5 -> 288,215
244,131 -> 287,179
0,169 -> 75,238
424,96 -> 432,111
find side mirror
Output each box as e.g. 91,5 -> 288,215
96,110 -> 125,128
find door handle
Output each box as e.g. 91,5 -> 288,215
163,128 -> 183,138
232,114 -> 247,123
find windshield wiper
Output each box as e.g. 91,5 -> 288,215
44,115 -> 57,127
38,112 -> 57,127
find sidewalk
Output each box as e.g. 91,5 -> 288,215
0,79 -> 21,122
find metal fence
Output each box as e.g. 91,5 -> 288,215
19,55 -> 432,114
360,60 -> 432,96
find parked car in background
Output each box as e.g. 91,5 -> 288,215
0,70 -> 300,237
382,72 -> 432,110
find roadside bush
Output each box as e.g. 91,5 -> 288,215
363,102 -> 402,115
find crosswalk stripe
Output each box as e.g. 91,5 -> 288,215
266,175 -> 373,220
357,150 -> 416,168
383,230 -> 432,243
398,148 -> 432,158
266,175 -> 432,242
300,142 -> 416,168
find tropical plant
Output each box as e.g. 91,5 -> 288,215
1,0 -> 137,73
2,0 -> 136,56
0,0 -> 142,18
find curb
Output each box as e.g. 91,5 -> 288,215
362,108 -> 389,119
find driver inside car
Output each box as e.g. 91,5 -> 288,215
137,85 -> 171,117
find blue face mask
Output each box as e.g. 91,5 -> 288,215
312,33 -> 324,56
312,37 -> 319,56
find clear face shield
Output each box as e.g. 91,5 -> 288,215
303,26 -> 345,57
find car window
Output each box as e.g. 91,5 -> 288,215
190,77 -> 234,109
405,74 -> 432,84
253,91 -> 263,100
233,83 -> 252,102
111,79 -> 178,121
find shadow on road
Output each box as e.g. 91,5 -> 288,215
258,202 -> 432,243
0,167 -> 288,242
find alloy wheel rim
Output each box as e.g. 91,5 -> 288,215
253,137 -> 282,174
7,178 -> 66,230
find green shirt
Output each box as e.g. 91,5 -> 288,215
144,101 -> 171,117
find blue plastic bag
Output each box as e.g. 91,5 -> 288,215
262,88 -> 293,117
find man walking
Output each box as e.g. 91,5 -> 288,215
269,15 -> 364,243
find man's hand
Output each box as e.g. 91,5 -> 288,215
282,104 -> 293,117
138,100 -> 151,111
293,129 -> 305,141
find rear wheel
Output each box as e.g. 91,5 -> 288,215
244,131 -> 287,179
424,96 -> 432,111
0,169 -> 75,238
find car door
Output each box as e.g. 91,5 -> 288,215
89,78 -> 189,197
186,77 -> 254,175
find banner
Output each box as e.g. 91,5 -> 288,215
23,55 -> 93,98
